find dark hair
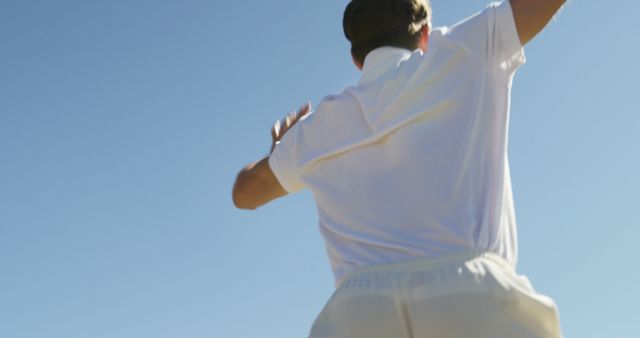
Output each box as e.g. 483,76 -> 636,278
343,0 -> 431,65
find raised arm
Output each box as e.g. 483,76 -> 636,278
509,0 -> 566,45
232,102 -> 311,210
232,156 -> 287,210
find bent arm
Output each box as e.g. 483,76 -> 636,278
232,156 -> 287,210
231,102 -> 310,210
509,0 -> 566,45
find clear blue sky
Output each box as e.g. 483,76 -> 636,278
1,1 -> 638,337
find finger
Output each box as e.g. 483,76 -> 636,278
277,102 -> 312,141
285,111 -> 296,129
295,102 -> 311,120
301,101 -> 311,116
272,119 -> 281,140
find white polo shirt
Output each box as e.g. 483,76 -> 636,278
269,1 -> 526,286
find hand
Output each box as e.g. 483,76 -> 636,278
270,102 -> 311,153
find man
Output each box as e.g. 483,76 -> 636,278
233,0 -> 565,337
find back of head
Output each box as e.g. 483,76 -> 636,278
343,0 -> 432,66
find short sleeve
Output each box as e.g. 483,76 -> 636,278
268,124 -> 306,193
444,1 -> 525,76
489,1 -> 526,75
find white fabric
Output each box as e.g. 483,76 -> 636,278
269,1 -> 526,286
308,252 -> 562,338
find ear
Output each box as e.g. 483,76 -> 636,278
352,53 -> 363,70
418,25 -> 430,52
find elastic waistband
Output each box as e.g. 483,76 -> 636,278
339,251 -> 512,287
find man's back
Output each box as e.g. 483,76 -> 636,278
233,1 -> 566,336
270,2 -> 523,285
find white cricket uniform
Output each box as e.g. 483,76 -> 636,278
269,1 -> 561,337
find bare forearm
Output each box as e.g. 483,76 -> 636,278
232,157 -> 287,210
509,0 -> 566,45
231,103 -> 310,210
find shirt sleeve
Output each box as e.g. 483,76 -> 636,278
268,124 -> 306,193
444,1 -> 525,76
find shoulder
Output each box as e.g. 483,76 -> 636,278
306,90 -> 362,128
318,91 -> 359,112
282,90 -> 360,146
436,2 -> 503,46
288,88 -> 372,163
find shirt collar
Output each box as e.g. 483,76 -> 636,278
359,47 -> 415,85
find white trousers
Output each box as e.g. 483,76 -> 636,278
309,252 -> 562,338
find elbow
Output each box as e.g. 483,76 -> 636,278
232,177 -> 258,210
232,193 -> 258,210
